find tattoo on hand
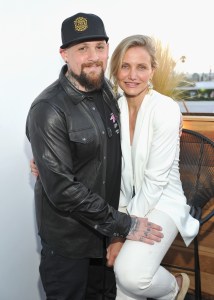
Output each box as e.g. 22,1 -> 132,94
128,217 -> 139,235
139,236 -> 144,242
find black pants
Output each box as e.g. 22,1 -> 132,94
39,244 -> 116,300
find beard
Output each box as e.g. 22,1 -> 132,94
68,62 -> 105,91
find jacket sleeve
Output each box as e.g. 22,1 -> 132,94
26,101 -> 131,238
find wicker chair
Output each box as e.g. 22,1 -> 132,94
164,128 -> 214,300
102,129 -> 214,300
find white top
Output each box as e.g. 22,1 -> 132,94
118,90 -> 199,246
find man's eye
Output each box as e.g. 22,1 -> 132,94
79,47 -> 86,52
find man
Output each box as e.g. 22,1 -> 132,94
26,13 -> 163,300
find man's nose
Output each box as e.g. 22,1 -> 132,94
87,48 -> 99,60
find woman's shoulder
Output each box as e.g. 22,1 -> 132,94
151,90 -> 176,104
151,90 -> 180,114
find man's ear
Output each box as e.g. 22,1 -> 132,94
59,48 -> 68,63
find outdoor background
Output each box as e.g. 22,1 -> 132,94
0,1 -> 213,299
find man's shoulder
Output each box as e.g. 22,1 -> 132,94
103,78 -> 116,97
31,79 -> 61,108
103,78 -> 120,111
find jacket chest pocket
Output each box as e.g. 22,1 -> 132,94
68,127 -> 98,159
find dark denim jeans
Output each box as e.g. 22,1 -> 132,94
39,243 -> 116,300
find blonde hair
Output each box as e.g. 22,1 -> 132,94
109,35 -> 158,93
109,35 -> 186,99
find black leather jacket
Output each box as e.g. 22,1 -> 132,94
26,65 -> 131,258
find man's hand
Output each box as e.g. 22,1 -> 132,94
126,216 -> 164,244
30,159 -> 39,177
179,113 -> 183,137
106,237 -> 125,267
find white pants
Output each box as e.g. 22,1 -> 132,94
114,209 -> 179,300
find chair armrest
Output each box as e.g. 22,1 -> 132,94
190,206 -> 202,220
200,210 -> 214,226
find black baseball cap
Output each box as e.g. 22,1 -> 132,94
60,13 -> 109,49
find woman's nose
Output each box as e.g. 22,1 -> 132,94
128,69 -> 137,80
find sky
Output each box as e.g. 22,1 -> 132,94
1,0 -> 213,129
1,0 -> 213,78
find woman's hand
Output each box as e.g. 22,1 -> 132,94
30,159 -> 39,177
106,237 -> 125,267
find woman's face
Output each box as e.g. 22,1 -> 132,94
117,46 -> 154,98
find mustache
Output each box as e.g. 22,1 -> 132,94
82,61 -> 103,68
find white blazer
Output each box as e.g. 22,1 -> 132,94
118,90 -> 199,246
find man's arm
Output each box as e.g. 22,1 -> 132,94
27,103 -> 163,243
179,113 -> 183,137
30,157 -> 163,246
27,102 -> 129,237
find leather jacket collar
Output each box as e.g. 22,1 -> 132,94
59,65 -> 85,105
59,65 -> 116,107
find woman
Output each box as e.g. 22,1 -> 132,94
107,35 -> 199,300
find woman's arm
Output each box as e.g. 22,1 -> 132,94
30,159 -> 39,177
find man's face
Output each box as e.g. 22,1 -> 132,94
60,40 -> 109,91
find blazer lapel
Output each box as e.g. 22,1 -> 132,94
118,96 -> 133,203
132,92 -> 152,191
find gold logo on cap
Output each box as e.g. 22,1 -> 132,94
74,17 -> 88,31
